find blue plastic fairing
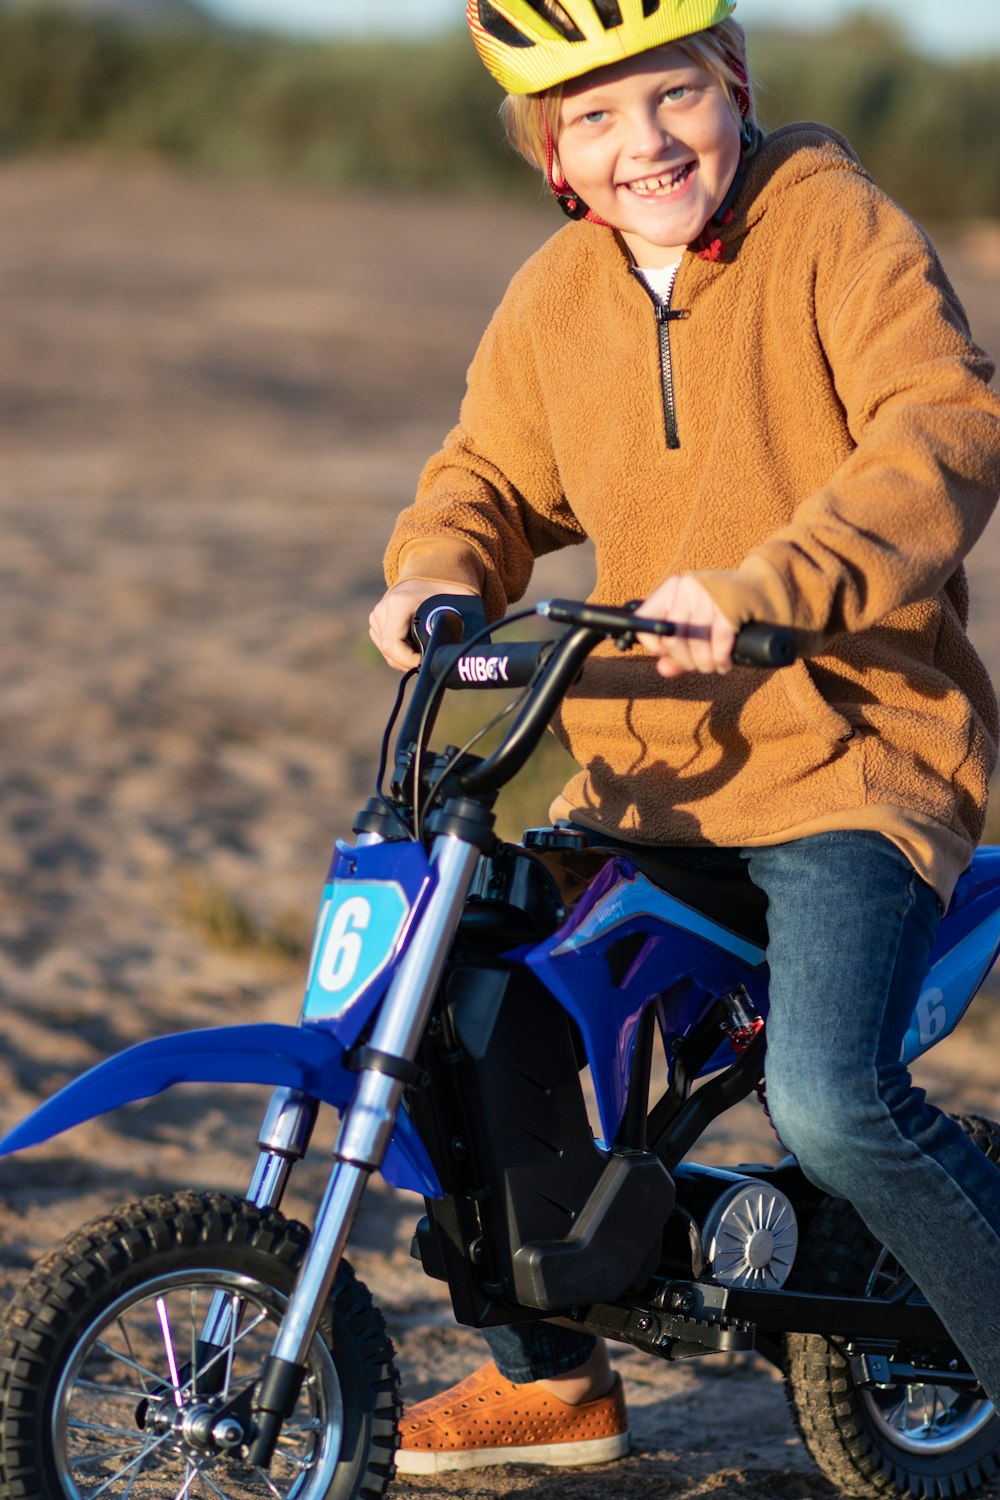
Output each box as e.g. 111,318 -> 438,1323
300,840 -> 434,1046
0,1023 -> 441,1197
521,858 -> 767,1143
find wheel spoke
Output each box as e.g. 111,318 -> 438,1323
252,1465 -> 287,1499
178,1308 -> 270,1403
72,1377 -> 150,1403
882,1393 -> 910,1433
65,1435 -> 149,1466
172,1462 -> 200,1500
199,1471 -> 233,1499
156,1297 -> 185,1409
276,1447 -> 316,1472
116,1315 -> 153,1397
120,1454 -> 142,1500
93,1338 -> 165,1390
223,1291 -> 240,1402
66,1417 -> 149,1444
84,1446 -> 159,1500
189,1287 -> 200,1402
68,1421 -> 176,1493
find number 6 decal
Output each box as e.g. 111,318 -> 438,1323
302,879 -> 411,1021
914,986 -> 948,1047
318,896 -> 371,993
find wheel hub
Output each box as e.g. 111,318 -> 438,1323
145,1392 -> 248,1456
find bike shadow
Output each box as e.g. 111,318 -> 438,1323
391,1338 -> 839,1499
391,1452 -> 838,1499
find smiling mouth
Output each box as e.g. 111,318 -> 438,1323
625,162 -> 695,197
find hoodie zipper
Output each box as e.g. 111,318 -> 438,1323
630,265 -> 689,451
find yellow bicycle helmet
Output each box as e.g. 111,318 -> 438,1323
468,0 -> 737,95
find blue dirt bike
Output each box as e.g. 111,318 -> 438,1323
0,595 -> 999,1500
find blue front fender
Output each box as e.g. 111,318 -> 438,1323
0,1023 -> 442,1198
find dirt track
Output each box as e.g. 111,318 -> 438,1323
0,159 -> 999,1497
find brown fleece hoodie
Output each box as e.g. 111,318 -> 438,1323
385,124 -> 1000,902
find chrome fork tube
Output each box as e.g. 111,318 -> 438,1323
263,833 -> 479,1373
246,1086 -> 320,1210
200,1087 -> 320,1352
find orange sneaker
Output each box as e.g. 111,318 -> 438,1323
394,1359 -> 630,1474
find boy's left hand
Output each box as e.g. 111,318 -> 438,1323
636,575 -> 736,677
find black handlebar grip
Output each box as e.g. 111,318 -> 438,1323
410,594 -> 489,654
732,623 -> 796,668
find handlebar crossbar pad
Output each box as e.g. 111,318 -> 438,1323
432,642 -> 551,689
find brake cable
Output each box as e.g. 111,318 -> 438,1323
374,666 -> 418,837
419,692 -> 527,836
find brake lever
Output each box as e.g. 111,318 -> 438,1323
537,598 -> 795,667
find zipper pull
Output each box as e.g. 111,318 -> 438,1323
656,304 -> 690,323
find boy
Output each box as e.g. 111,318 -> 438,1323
370,0 -> 1000,1473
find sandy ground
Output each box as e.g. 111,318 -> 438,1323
0,158 -> 999,1497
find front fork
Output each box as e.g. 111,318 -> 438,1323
243,829 -> 482,1466
198,1085 -> 320,1353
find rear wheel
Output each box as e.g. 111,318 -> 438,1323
785,1113 -> 1000,1498
0,1190 -> 400,1499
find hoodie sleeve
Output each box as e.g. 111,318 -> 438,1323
695,194 -> 1000,654
384,264 -> 587,621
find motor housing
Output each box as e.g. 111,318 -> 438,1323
702,1177 -> 798,1289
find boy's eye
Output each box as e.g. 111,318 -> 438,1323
582,109 -> 607,124
662,86 -> 688,102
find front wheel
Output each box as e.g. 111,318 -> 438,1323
785,1112 -> 1000,1498
0,1190 -> 400,1499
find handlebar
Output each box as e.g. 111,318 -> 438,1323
395,594 -> 797,810
411,595 -> 796,689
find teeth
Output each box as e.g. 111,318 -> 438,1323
628,165 -> 690,196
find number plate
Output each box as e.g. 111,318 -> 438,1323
302,880 -> 411,1021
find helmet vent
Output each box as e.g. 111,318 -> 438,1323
477,1 -> 536,46
527,1 -> 584,40
594,0 -> 624,27
642,0 -> 661,14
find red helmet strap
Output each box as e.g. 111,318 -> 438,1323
724,49 -> 751,119
542,108 -> 611,226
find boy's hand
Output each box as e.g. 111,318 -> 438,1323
636,575 -> 736,677
369,579 -> 480,671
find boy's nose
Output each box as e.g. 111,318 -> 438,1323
627,108 -> 674,159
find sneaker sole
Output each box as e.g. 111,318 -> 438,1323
394,1430 -> 631,1473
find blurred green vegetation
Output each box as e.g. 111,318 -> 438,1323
178,870 -> 310,962
0,9 -> 530,189
750,15 -> 1000,223
0,8 -> 997,221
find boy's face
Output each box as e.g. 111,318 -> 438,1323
556,45 -> 742,267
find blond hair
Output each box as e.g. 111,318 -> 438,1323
500,19 -> 756,175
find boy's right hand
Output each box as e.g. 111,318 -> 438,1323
369,579 -> 480,671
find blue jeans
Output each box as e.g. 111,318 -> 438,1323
485,831 -> 1000,1404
